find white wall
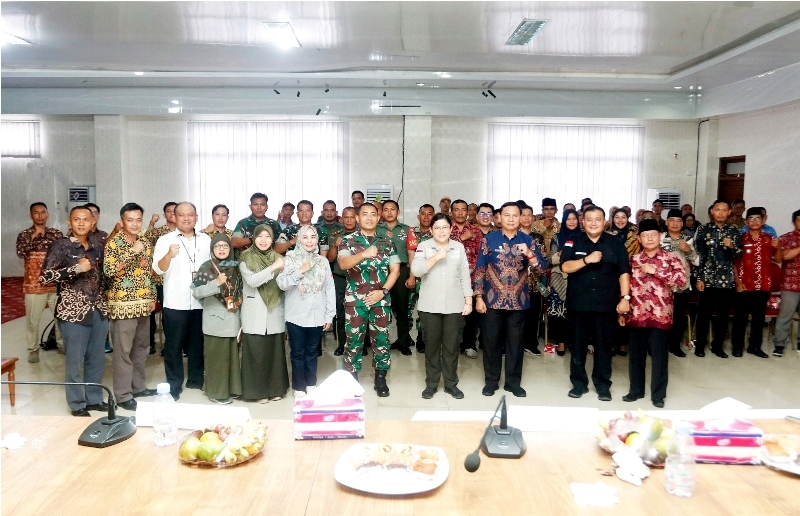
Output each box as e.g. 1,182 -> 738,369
715,103 -> 800,235
4,106 -> 798,276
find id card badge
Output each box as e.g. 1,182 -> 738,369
226,296 -> 235,310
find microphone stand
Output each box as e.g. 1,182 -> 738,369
2,380 -> 137,448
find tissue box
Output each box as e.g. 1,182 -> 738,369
688,418 -> 763,465
293,397 -> 365,440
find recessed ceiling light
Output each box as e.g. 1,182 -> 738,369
134,71 -> 144,76
2,31 -> 32,45
689,85 -> 694,90
697,94 -> 702,97
168,107 -> 181,114
644,98 -> 650,101
697,86 -> 702,90
505,19 -> 547,45
171,100 -> 180,105
673,86 -> 682,89
263,22 -> 301,48
416,83 -> 425,86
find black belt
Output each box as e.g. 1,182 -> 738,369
399,262 -> 408,266
333,273 -> 347,278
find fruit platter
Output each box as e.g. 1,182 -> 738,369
178,421 -> 268,468
595,410 -> 672,467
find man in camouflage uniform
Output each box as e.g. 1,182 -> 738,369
337,203 -> 400,397
376,200 -> 413,356
405,204 -> 435,352
275,200 -> 329,256
331,206 -> 358,355
232,192 -> 282,252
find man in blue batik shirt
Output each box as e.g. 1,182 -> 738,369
473,202 -> 545,398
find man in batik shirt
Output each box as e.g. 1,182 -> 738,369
694,200 -> 743,358
17,202 -> 64,362
337,203 -> 400,397
532,197 -> 560,256
773,209 -> 800,356
731,207 -> 781,358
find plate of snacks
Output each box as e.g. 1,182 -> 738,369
334,443 -> 449,495
760,434 -> 800,476
595,410 -> 671,467
178,421 -> 268,468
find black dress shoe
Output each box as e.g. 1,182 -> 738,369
333,346 -> 344,356
118,398 -> 138,411
670,349 -> 687,357
556,347 -> 566,356
71,408 -> 91,417
149,346 -> 156,355
652,399 -> 665,408
481,385 -> 497,396
695,350 -> 705,357
185,382 -> 203,389
618,349 -> 628,357
416,345 -> 425,354
421,387 -> 437,399
398,347 -> 412,356
445,386 -> 464,399
568,386 -> 589,398
747,348 -> 768,358
622,393 -> 644,402
504,385 -> 526,397
85,402 -> 109,412
712,349 -> 729,358
133,388 -> 158,398
732,351 -> 743,357
598,391 -> 612,402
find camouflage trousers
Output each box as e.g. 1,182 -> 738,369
408,280 -> 421,332
343,302 -> 392,372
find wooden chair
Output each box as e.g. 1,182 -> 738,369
1,357 -> 19,406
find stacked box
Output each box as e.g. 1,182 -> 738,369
688,418 -> 763,465
294,397 -> 365,440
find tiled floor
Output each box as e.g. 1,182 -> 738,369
2,310 -> 798,420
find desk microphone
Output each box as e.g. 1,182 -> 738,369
2,380 -> 137,448
464,395 -> 526,472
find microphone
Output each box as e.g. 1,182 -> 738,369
464,395 -> 506,472
2,380 -> 137,448
481,395 -> 526,459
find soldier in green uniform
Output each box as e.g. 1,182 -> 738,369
319,200 -> 346,257
376,200 -> 413,355
232,193 -> 282,252
337,203 -> 400,397
275,200 -> 329,257
330,206 -> 358,355
406,204 -> 435,352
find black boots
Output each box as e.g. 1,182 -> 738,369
374,370 -> 390,397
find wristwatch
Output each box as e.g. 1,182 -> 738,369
620,295 -> 631,301
382,287 -> 390,296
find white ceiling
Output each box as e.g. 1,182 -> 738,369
3,1 -> 800,118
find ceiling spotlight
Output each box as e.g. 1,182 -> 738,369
274,90 -> 281,95
689,85 -> 694,90
168,107 -> 181,114
263,22 -> 301,48
416,83 -> 425,86
697,86 -> 702,90
134,71 -> 144,76
505,19 -> 547,45
673,86 -> 682,89
324,88 -> 329,93
482,92 -> 488,97
487,90 -> 496,98
697,94 -> 702,97
316,109 -> 321,115
297,91 -> 300,97
171,100 -> 180,105
383,91 -> 386,97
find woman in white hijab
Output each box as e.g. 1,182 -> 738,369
277,225 -> 336,398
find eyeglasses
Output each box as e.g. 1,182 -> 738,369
746,216 -> 762,221
478,212 -> 493,217
213,243 -> 230,249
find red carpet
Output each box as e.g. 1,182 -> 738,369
1,277 -> 25,323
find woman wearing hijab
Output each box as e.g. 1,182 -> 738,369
238,225 -> 289,403
190,234 -> 243,404
277,225 -> 335,398
605,208 -> 640,357
547,209 -> 582,356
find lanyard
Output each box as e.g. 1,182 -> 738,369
178,234 -> 198,272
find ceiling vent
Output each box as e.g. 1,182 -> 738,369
505,19 -> 547,46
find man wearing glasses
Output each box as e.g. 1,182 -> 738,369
475,203 -> 495,236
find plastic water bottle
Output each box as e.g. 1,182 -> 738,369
152,383 -> 178,446
665,420 -> 697,497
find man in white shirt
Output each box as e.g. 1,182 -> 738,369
152,202 -> 211,400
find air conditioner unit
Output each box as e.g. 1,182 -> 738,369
67,186 -> 96,211
365,183 -> 395,203
646,188 -> 681,210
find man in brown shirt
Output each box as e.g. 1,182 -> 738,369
16,202 -> 64,362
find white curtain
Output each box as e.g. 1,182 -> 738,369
188,121 -> 348,227
487,124 -> 645,213
1,121 -> 41,158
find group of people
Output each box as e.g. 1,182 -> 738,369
16,189 -> 800,415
